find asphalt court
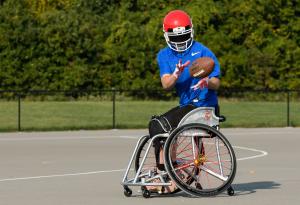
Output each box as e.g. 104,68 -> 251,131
0,128 -> 299,205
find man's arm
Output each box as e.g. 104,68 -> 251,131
161,74 -> 178,90
208,77 -> 220,90
191,76 -> 221,90
160,59 -> 190,90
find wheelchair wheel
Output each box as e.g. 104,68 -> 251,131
134,135 -> 181,194
164,123 -> 236,197
134,135 -> 158,174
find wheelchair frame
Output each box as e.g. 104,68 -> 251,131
121,107 -> 235,198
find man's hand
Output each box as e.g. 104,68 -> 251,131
191,77 -> 209,90
172,59 -> 190,79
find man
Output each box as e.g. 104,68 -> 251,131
146,10 -> 221,193
149,9 -> 221,138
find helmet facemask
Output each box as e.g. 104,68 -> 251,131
164,26 -> 194,52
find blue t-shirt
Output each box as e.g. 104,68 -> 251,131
157,41 -> 220,107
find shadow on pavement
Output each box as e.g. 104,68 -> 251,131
127,181 -> 281,198
232,181 -> 281,196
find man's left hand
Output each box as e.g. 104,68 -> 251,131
191,77 -> 209,90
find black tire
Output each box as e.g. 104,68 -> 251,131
164,123 -> 236,197
227,186 -> 235,196
134,135 -> 181,194
123,187 -> 132,197
142,189 -> 151,198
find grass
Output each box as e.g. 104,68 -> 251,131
220,101 -> 296,127
0,100 -> 299,131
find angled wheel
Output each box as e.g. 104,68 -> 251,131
134,135 -> 180,194
134,135 -> 158,173
164,123 -> 236,197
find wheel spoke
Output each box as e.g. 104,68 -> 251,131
199,165 -> 228,181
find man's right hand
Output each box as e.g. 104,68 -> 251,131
161,59 -> 190,90
172,59 -> 190,79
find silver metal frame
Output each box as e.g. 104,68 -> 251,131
122,133 -> 172,187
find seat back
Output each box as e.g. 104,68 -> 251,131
178,107 -> 220,127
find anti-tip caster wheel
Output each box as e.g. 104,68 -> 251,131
142,189 -> 151,198
123,187 -> 132,197
227,186 -> 234,196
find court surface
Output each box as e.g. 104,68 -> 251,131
0,128 -> 299,205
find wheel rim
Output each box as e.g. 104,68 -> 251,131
165,123 -> 236,196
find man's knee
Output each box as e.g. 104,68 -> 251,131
148,105 -> 196,138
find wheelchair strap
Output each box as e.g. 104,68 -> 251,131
162,116 -> 172,132
150,115 -> 172,133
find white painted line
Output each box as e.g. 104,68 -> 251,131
223,131 -> 294,136
0,169 -> 126,182
0,136 -> 115,141
233,145 -> 268,161
0,133 -> 268,183
0,129 -> 297,142
119,136 -> 268,161
119,136 -> 140,139
0,145 -> 268,183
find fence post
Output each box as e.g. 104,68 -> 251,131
287,91 -> 290,127
18,93 -> 21,131
112,88 -> 116,129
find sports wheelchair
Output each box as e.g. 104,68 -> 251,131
121,107 -> 236,198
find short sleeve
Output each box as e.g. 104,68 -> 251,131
157,51 -> 172,77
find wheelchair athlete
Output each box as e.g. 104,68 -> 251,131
148,10 -> 221,192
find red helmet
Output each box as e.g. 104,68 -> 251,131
163,10 -> 194,52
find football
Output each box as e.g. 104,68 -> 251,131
189,57 -> 214,78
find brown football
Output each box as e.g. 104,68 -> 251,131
189,57 -> 214,78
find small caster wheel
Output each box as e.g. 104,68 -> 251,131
142,189 -> 151,198
124,187 -> 132,197
227,186 -> 234,196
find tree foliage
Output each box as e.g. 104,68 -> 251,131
0,0 -> 299,92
